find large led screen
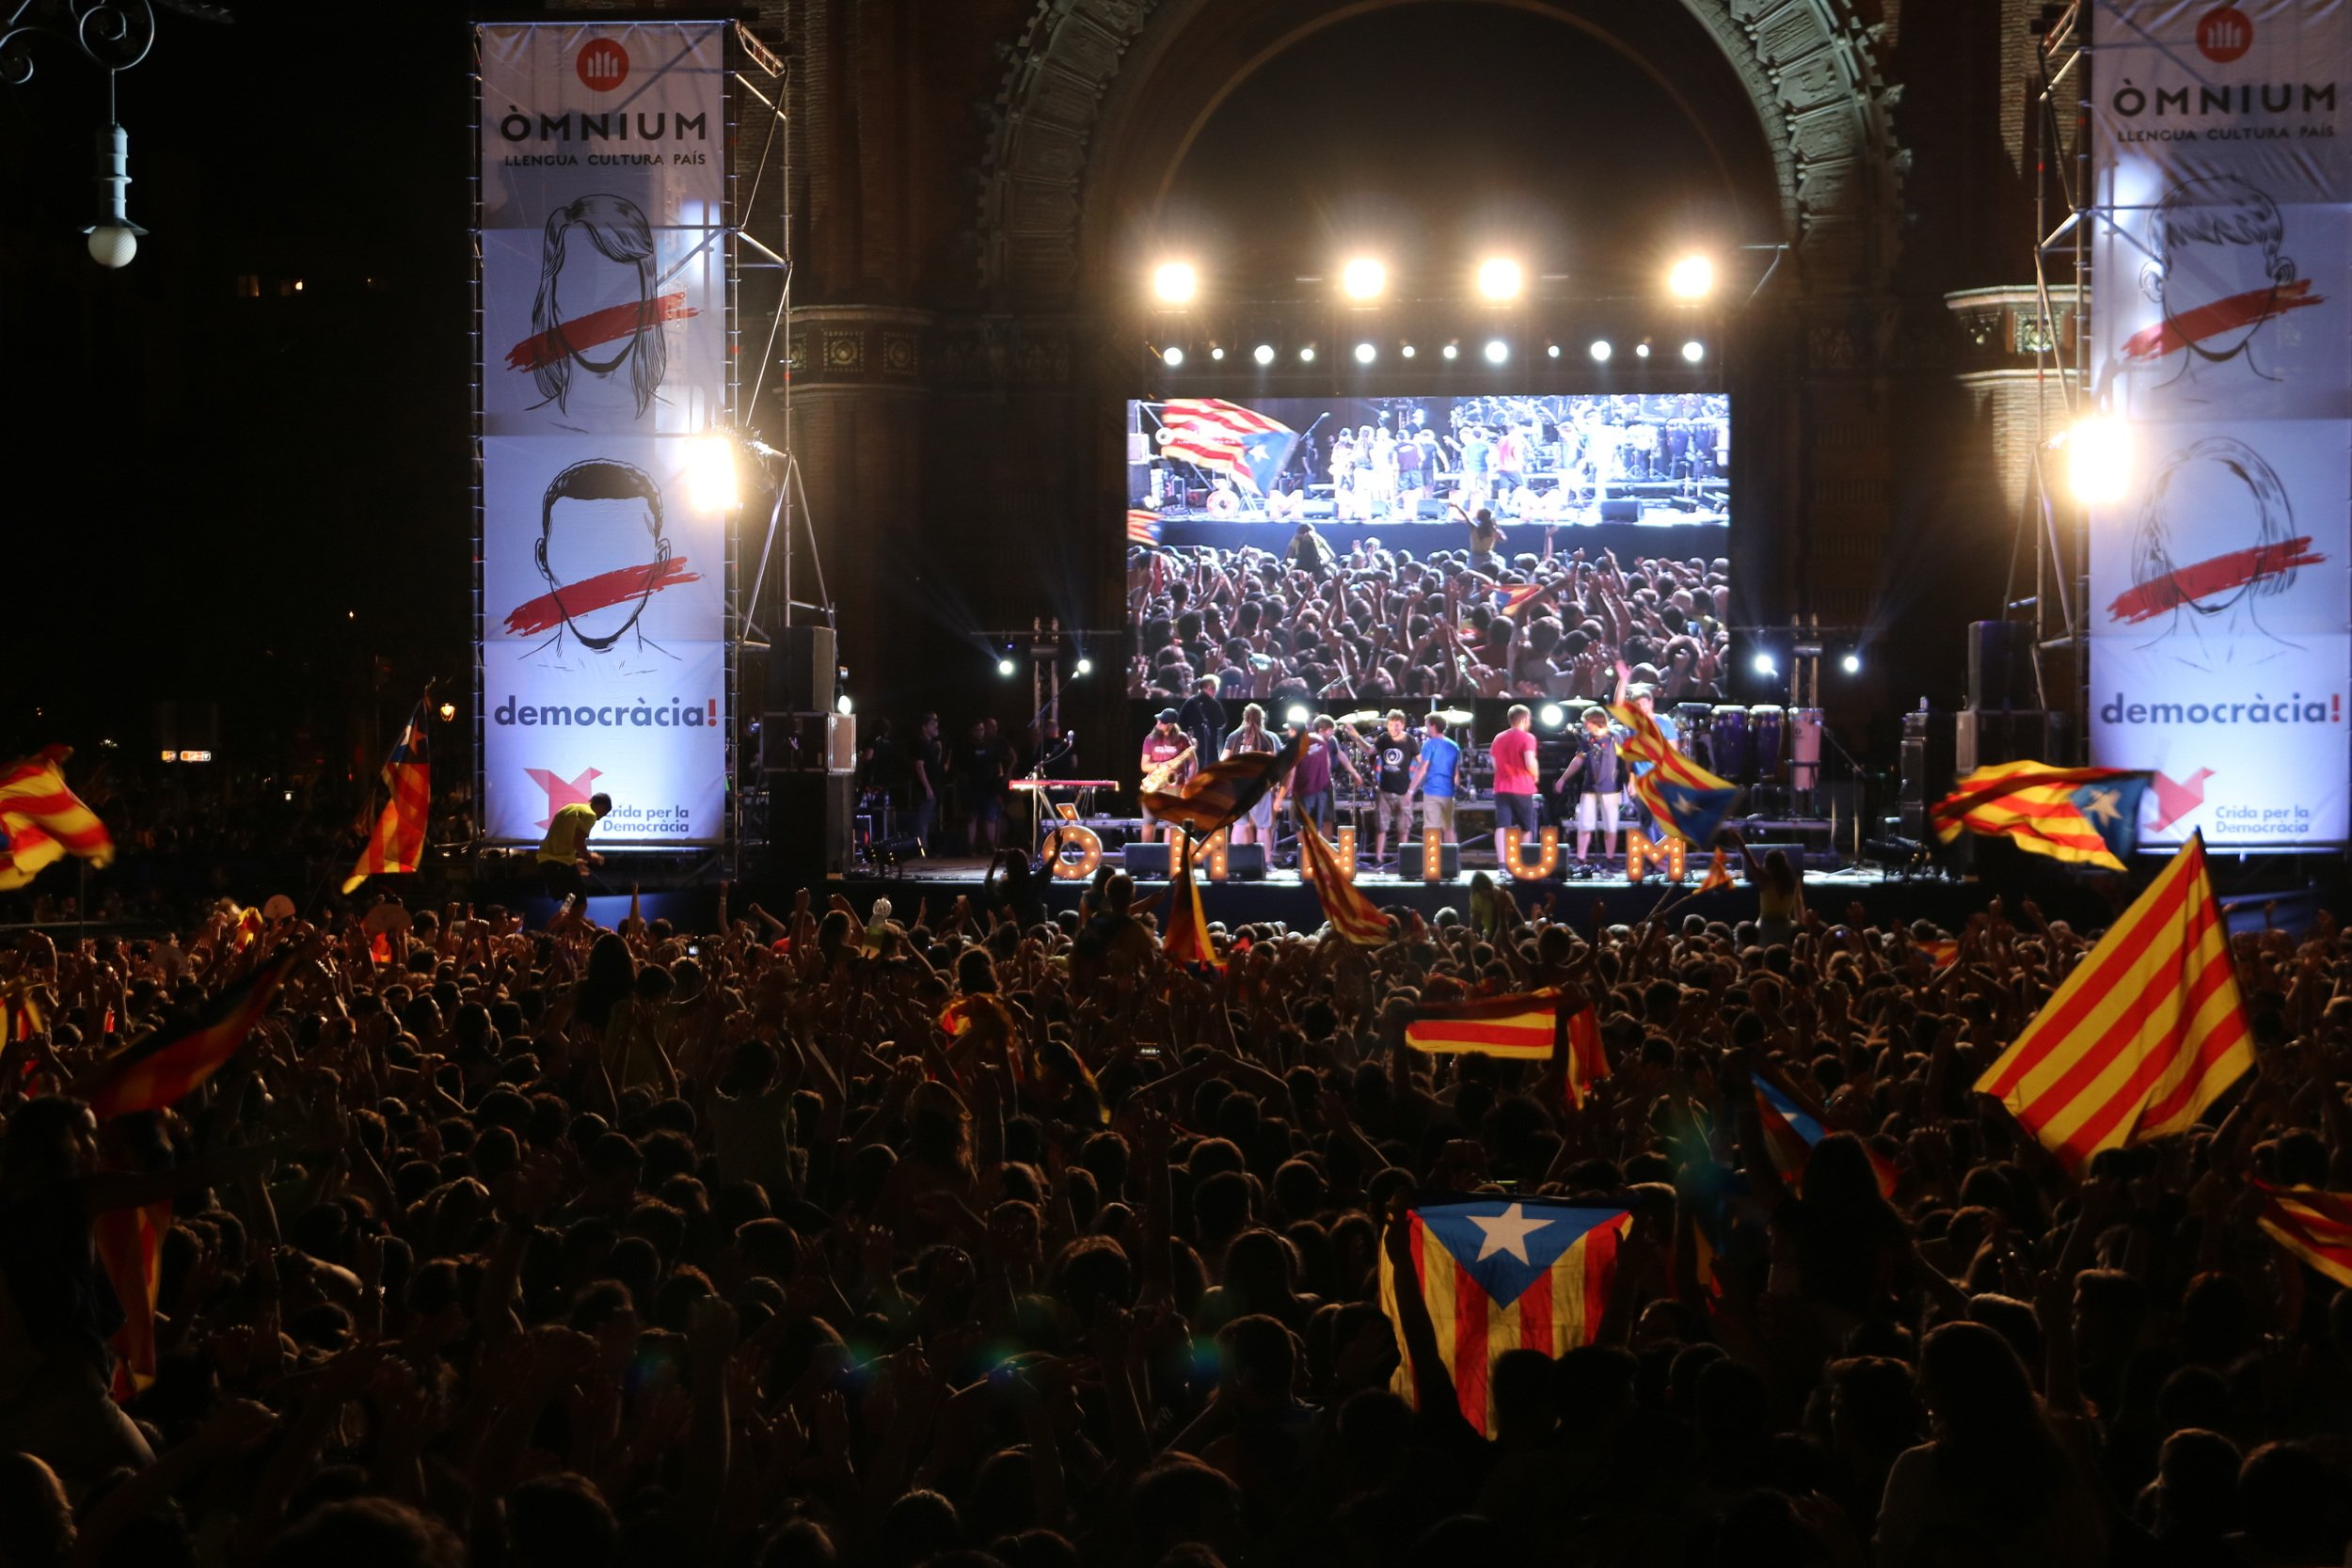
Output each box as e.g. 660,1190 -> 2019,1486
1124,394 -> 1731,705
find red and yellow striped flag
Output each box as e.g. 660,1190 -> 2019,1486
1161,838 -> 1218,970
87,950 -> 299,1119
1930,760 -> 2142,871
342,699 -> 433,895
1379,1198 -> 1629,1436
1296,815 -> 1388,945
1564,1005 -> 1609,1110
94,1198 -> 170,1400
1140,734 -> 1301,838
0,746 -> 115,890
1406,990 -> 1561,1058
1973,833 -> 2251,1170
1698,848 -> 1735,893
2252,1182 -> 2352,1288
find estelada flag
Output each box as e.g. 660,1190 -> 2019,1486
1379,1197 -> 1630,1436
1406,990 -> 1560,1058
1752,1066 -> 1899,1198
1931,760 -> 2149,872
86,950 -> 299,1119
342,698 -> 433,894
1161,838 -> 1218,970
1564,1006 -> 1609,1110
1697,848 -> 1736,893
2252,1181 -> 2352,1288
1126,510 -> 1163,546
1609,705 -> 1741,847
1974,833 -> 2251,1171
1140,733 -> 1302,838
0,746 -> 115,891
1296,814 -> 1388,945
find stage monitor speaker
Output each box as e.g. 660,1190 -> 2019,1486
1956,708 -> 2068,773
1740,844 -> 1807,883
1597,499 -> 1642,523
771,626 -> 835,714
1899,709 -> 1955,842
767,771 -> 855,879
1417,499 -> 1449,519
1123,842 -> 1169,879
1966,620 -> 2039,710
1400,841 -> 1461,879
1118,842 -> 1265,879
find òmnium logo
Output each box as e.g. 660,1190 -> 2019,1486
2198,6 -> 2253,63
577,39 -> 628,91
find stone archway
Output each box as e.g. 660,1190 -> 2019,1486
977,0 -> 1908,306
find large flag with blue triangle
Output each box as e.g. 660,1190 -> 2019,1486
1378,1196 -> 1630,1436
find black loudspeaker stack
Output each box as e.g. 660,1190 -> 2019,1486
771,626 -> 835,713
765,626 -> 851,880
769,773 -> 855,879
1955,709 -> 2070,774
1966,620 -> 2039,710
1899,709 -> 1955,842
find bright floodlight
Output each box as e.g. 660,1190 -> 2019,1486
1162,345 -> 1184,368
1340,256 -> 1386,300
1475,256 -> 1523,301
835,693 -> 854,716
1285,705 -> 1311,726
1840,652 -> 1863,674
1547,343 -> 1561,358
1635,342 -> 1652,358
1210,346 -> 1225,360
1538,703 -> 1565,730
1589,340 -> 1613,362
1483,340 -> 1508,364
1667,254 -> 1715,299
1681,340 -> 1706,363
1442,342 -> 1459,360
1074,657 -> 1094,677
1299,345 -> 1317,362
1354,341 -> 1377,364
1752,651 -> 1777,676
683,433 -> 739,513
1152,261 -> 1198,304
2067,417 -> 2132,504
1253,343 -> 1276,366
996,656 -> 1017,677
1401,343 -> 1416,358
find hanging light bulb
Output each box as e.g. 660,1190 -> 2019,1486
85,120 -> 146,268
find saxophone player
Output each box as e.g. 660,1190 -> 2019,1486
1140,707 -> 1197,846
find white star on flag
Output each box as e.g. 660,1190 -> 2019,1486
1470,1201 -> 1555,1263
2081,787 -> 2121,826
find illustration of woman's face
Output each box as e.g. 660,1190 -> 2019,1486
551,232 -> 647,373
541,493 -> 663,643
2158,233 -> 2282,360
2158,458 -> 2264,614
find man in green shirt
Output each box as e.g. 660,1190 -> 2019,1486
537,792 -> 612,902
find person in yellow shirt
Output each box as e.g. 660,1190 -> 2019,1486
537,792 -> 612,901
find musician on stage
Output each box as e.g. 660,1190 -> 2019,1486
1372,709 -> 1419,868
1139,708 -> 1195,846
1291,715 -> 1359,842
1222,702 -> 1279,848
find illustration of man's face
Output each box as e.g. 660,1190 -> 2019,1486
2154,234 -> 2283,358
551,231 -> 647,375
536,461 -> 668,649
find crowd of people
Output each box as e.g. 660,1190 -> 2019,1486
3,863 -> 2351,1568
1129,533 -> 1731,708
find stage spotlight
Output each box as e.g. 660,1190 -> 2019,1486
1589,340 -> 1613,362
1161,345 -> 1184,368
1401,343 -> 1417,358
1840,652 -> 1863,674
1475,256 -> 1523,301
1354,341 -> 1376,364
1210,345 -> 1226,360
996,656 -> 1017,677
683,432 -> 739,513
1074,657 -> 1094,677
1538,703 -> 1565,730
1635,341 -> 1652,359
1151,261 -> 1197,304
1483,339 -> 1508,364
1547,342 -> 1561,358
835,692 -> 854,716
2066,416 -> 2132,504
1285,704 -> 1311,726
1340,256 -> 1386,300
1681,340 -> 1706,363
1253,342 -> 1276,366
1442,341 -> 1459,360
1299,344 -> 1317,362
1752,651 -> 1777,676
1667,253 -> 1715,299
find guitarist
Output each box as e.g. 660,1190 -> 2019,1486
1139,708 -> 1196,846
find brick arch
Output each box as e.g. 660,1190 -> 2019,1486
977,0 -> 1906,304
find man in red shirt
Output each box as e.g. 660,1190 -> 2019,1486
1490,703 -> 1542,843
1138,708 -> 1195,846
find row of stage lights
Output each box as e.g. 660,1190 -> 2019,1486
1158,337 -> 1707,369
1148,252 -> 1720,307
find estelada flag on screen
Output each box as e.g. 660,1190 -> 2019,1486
1974,833 -> 2251,1171
1126,510 -> 1162,546
2252,1181 -> 2352,1289
1155,398 -> 1299,494
1296,815 -> 1388,945
343,698 -> 433,894
1931,760 -> 2149,872
86,949 -> 299,1119
1139,733 -> 1301,838
1379,1197 -> 1630,1436
1752,1065 -> 1899,1198
0,746 -> 115,891
1406,990 -> 1561,1058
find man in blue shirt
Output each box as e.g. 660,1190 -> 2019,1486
1410,713 -> 1463,843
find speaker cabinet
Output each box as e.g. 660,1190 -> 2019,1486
1119,841 -> 1265,879
1966,621 -> 2039,710
1899,709 -> 1955,842
768,772 -> 855,879
771,626 -> 835,714
1122,842 -> 1169,879
1955,709 -> 2069,773
1597,499 -> 1642,523
1400,841 -> 1461,879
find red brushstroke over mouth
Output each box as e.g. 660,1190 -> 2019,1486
2106,538 -> 2323,624
505,558 -> 701,637
2121,280 -> 2323,361
504,292 -> 699,373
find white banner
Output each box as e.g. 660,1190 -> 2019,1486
478,23 -> 728,846
2090,0 -> 2352,846
484,641 -> 729,846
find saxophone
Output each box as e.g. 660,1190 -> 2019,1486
1142,744 -> 1196,794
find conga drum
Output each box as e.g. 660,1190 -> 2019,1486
1790,708 -> 1825,793
1709,705 -> 1751,783
1750,705 -> 1786,784
1674,702 -> 1716,769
